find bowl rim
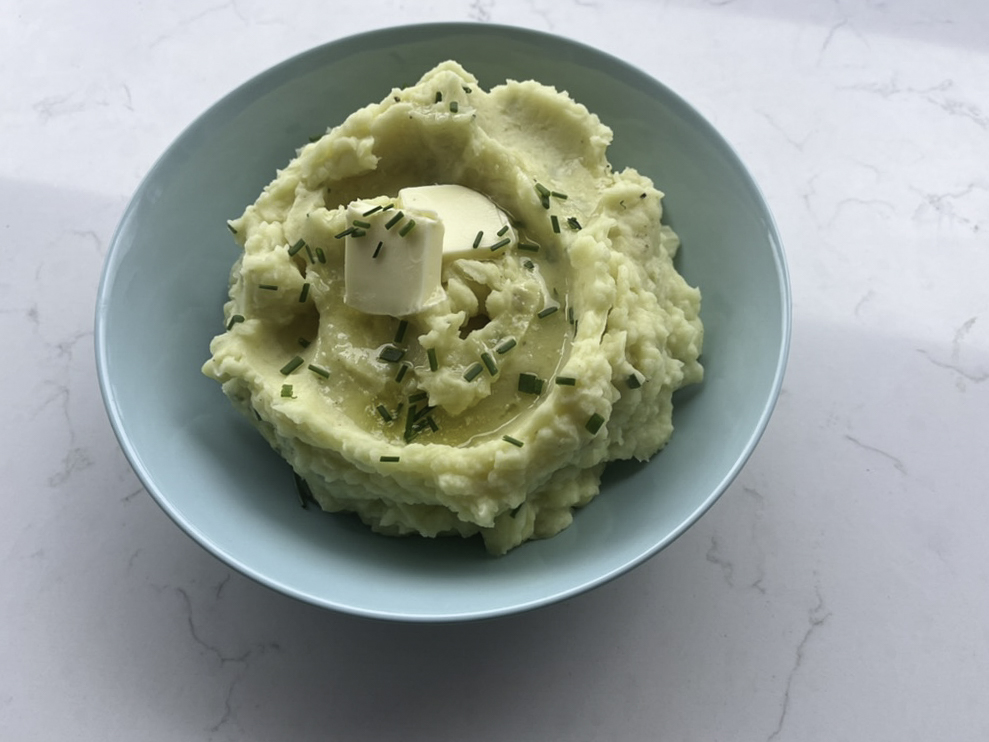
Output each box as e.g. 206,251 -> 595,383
94,21 -> 792,621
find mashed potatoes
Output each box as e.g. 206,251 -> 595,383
202,61 -> 703,555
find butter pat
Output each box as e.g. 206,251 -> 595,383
344,202 -> 444,317
398,184 -> 515,260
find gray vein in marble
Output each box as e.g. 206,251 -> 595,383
149,2 -> 243,48
843,434 -> 907,475
705,535 -> 735,587
840,76 -> 989,131
468,0 -> 494,22
768,584 -> 832,742
917,316 -> 987,386
853,289 -> 877,317
912,183 -> 988,233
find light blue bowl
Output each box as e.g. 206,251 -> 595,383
95,24 -> 790,621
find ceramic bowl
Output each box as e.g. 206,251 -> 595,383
95,23 -> 790,621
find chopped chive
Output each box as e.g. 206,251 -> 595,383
463,362 -> 483,382
472,230 -> 484,249
427,347 -> 438,371
408,391 -> 428,404
518,372 -> 544,395
298,337 -> 311,348
586,412 -> 606,435
489,237 -> 511,252
378,345 -> 405,363
372,241 -> 384,258
288,238 -> 306,256
380,455 -> 400,463
335,226 -> 355,239
523,259 -> 535,270
551,191 -> 568,200
399,219 -> 417,237
362,205 -> 383,217
537,305 -> 559,319
627,374 -> 643,389
640,192 -> 647,199
502,435 -> 524,448
226,222 -> 237,235
309,134 -> 321,143
351,228 -> 367,238
555,376 -> 577,386
449,101 -> 459,113
567,306 -> 575,324
376,404 -> 393,422
394,319 -> 409,344
315,247 -> 326,263
551,215 -> 561,233
381,203 -> 395,211
395,363 -> 410,382
299,283 -> 310,303
567,217 -> 582,230
481,352 -> 498,376
280,356 -> 304,375
281,384 -> 294,398
226,314 -> 245,330
259,284 -> 278,291
463,86 -> 472,94
293,472 -> 313,509
535,183 -> 551,198
496,338 -> 516,354
497,225 -> 509,237
385,211 -> 404,230
308,364 -> 330,379
518,242 -> 540,252
424,416 -> 439,433
435,91 -> 443,103
352,219 -> 371,229
305,244 -> 315,262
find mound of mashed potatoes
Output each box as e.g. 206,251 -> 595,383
202,61 -> 703,555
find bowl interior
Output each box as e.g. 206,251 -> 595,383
96,23 -> 789,621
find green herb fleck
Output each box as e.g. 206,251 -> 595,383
376,404 -> 393,422
473,230 -> 484,249
399,219 -> 417,237
281,384 -> 294,398
308,364 -> 329,379
496,338 -> 516,354
280,356 -> 304,375
380,455 -> 400,463
408,390 -> 428,404
305,243 -> 315,262
537,305 -> 559,319
551,191 -> 568,200
378,345 -> 406,363
449,101 -> 459,113
362,204 -> 383,217
463,362 -> 483,382
298,337 -> 311,348
395,363 -> 410,382
481,352 -> 498,376
627,373 -> 643,389
555,376 -> 577,386
394,319 -> 409,344
551,215 -> 561,234
518,242 -> 540,252
586,412 -> 606,435
535,183 -> 551,198
335,226 -> 355,239
299,283 -> 310,303
315,247 -> 326,264
427,347 -> 438,371
226,222 -> 237,235
489,237 -> 511,252
259,284 -> 278,291
518,373 -> 544,395
293,472 -> 314,509
502,435 -> 524,448
372,241 -> 384,258
226,314 -> 245,330
288,238 -> 306,256
385,211 -> 404,230
435,91 -> 443,103
567,217 -> 581,230
497,225 -> 509,237
352,219 -> 371,229
351,228 -> 367,238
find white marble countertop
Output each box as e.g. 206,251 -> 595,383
3,1 -> 988,739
